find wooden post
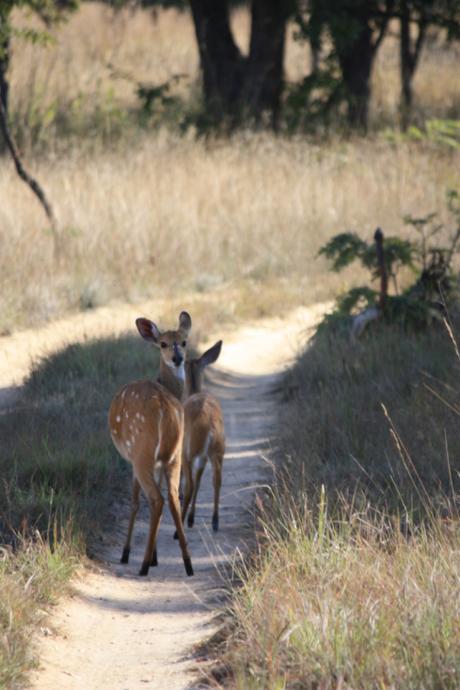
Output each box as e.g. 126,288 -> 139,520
375,227 -> 388,311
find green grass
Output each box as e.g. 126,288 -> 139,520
0,536 -> 77,690
219,317 -> 460,690
0,331 -> 160,686
280,318 -> 460,514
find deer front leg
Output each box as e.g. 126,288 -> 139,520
136,466 -> 164,576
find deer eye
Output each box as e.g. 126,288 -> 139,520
160,342 -> 168,349
182,340 -> 187,347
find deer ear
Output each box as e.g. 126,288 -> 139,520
136,318 -> 161,344
179,311 -> 192,335
199,340 -> 222,368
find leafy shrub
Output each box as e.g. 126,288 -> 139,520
318,189 -> 460,332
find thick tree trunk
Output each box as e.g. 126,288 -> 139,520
189,0 -> 289,128
189,0 -> 245,123
334,21 -> 375,131
244,0 -> 288,129
328,1 -> 393,131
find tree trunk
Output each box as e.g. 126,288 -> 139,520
308,0 -> 325,76
189,0 -> 289,129
399,0 -> 427,130
244,0 -> 289,129
189,0 -> 245,124
328,1 -> 393,131
333,20 -> 375,131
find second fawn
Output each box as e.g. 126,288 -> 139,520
108,311 -> 193,576
181,340 -> 225,532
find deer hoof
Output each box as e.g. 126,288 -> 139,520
184,557 -> 194,577
139,561 -> 150,576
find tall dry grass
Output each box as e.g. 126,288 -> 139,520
1,135 -> 459,333
223,502 -> 460,690
1,4 -> 459,332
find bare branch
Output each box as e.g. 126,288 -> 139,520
0,98 -> 60,258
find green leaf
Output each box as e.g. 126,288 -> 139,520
318,233 -> 369,272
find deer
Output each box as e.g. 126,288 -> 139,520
179,340 -> 225,534
108,311 -> 193,577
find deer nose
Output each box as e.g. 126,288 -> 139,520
172,343 -> 183,366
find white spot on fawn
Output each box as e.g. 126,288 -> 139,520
116,415 -> 121,423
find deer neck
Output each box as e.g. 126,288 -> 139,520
184,363 -> 201,399
157,359 -> 185,401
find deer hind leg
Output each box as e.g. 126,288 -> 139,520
174,457 -> 193,540
135,465 -> 164,576
167,458 -> 194,576
181,456 -> 194,525
188,456 -> 207,528
121,476 -> 141,564
212,454 -> 223,532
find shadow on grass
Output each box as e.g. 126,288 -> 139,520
280,316 -> 460,519
0,333 -> 160,547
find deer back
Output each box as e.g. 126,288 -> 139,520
109,380 -> 183,466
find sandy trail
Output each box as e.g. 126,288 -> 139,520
0,302 -> 326,690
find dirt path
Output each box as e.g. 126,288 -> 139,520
0,303 -> 326,690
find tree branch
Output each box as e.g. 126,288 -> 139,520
373,0 -> 395,52
0,97 -> 60,258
